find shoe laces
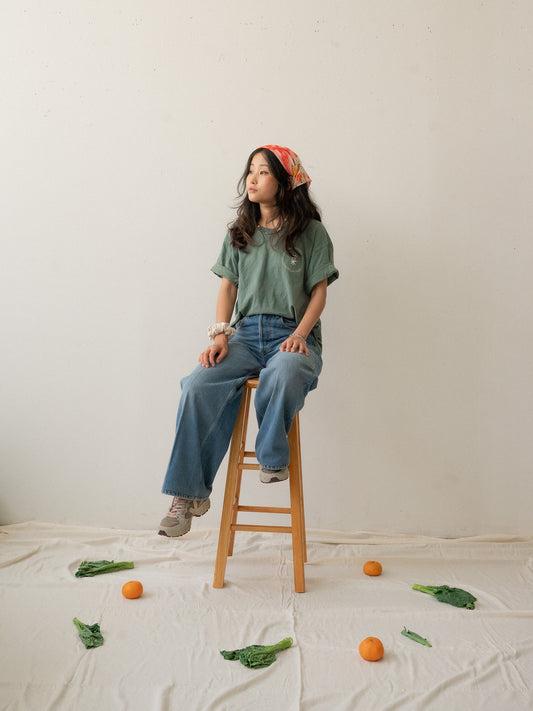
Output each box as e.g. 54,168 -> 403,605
168,497 -> 188,517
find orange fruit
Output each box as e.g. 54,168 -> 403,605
363,560 -> 382,576
122,580 -> 143,599
359,636 -> 384,661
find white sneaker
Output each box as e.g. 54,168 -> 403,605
260,466 -> 289,484
158,497 -> 210,537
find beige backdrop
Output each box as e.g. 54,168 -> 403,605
2,1 -> 532,536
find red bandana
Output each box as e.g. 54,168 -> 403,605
261,145 -> 311,189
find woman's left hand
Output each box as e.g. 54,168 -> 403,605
279,334 -> 309,356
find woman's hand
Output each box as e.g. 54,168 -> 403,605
199,334 -> 228,367
279,333 -> 309,356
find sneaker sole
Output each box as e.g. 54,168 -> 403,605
158,499 -> 211,537
260,468 -> 289,484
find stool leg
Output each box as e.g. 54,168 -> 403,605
213,388 -> 249,589
227,468 -> 242,558
288,416 -> 305,593
293,416 -> 307,563
228,384 -> 253,556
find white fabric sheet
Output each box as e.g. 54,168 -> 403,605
1,523 -> 533,710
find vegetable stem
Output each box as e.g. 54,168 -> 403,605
402,627 -> 432,647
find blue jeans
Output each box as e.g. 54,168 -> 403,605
161,314 -> 323,500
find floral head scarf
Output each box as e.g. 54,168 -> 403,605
261,145 -> 311,189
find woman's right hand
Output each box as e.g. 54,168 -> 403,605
199,334 -> 228,368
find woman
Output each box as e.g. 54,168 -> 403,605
159,145 -> 339,536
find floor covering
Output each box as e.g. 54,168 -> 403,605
1,522 -> 533,710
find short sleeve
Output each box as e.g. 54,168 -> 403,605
304,222 -> 339,292
211,232 -> 240,286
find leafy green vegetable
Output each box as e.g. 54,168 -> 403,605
75,560 -> 134,577
412,584 -> 476,609
73,618 -> 104,648
402,627 -> 432,647
220,637 -> 293,669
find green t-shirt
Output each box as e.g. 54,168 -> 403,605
211,219 -> 339,352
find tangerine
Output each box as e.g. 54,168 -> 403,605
359,636 -> 384,661
122,580 -> 143,599
363,560 -> 382,576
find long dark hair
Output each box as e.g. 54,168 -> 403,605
229,147 -> 321,257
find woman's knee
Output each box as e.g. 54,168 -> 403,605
180,365 -> 211,397
262,352 -> 320,392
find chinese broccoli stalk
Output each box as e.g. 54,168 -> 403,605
75,560 -> 134,577
402,627 -> 432,647
412,584 -> 476,609
73,618 -> 104,648
221,637 -> 293,669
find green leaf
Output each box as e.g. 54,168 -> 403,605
73,618 -> 104,648
412,584 -> 476,609
221,637 -> 293,669
75,560 -> 134,577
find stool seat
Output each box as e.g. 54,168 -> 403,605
213,378 -> 307,592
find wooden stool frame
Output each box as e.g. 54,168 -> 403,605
213,378 -> 307,592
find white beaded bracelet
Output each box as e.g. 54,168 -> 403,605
292,333 -> 307,342
207,322 -> 236,341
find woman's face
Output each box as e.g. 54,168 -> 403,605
246,152 -> 279,207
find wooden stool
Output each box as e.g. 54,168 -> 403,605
213,378 -> 307,592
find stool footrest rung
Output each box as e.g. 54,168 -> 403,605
236,505 -> 291,514
237,462 -> 260,471
231,524 -> 292,534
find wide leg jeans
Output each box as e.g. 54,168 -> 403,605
161,315 -> 323,500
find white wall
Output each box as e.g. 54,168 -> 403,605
2,1 -> 532,536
